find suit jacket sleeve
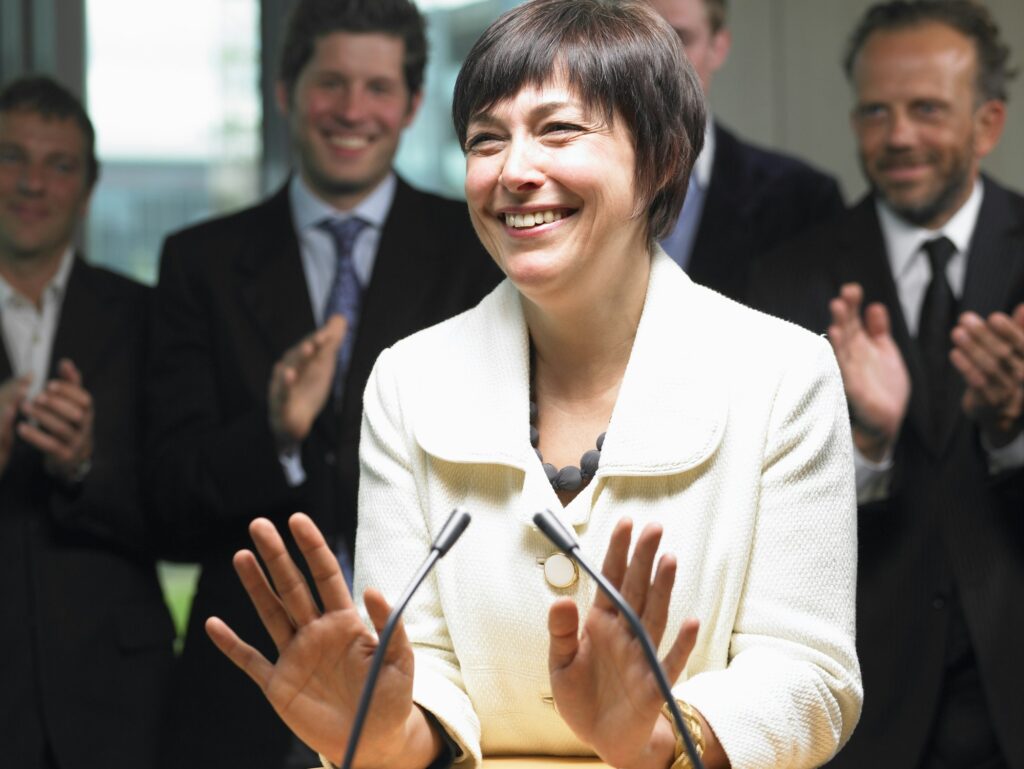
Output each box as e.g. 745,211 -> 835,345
146,233 -> 302,556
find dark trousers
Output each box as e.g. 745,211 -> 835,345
918,597 -> 1008,769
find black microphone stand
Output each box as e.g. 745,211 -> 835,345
533,509 -> 706,769
339,509 -> 471,769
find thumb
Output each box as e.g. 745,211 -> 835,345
548,597 -> 581,672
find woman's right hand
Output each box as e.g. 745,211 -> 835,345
205,513 -> 426,769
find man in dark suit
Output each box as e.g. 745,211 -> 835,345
647,0 -> 844,302
0,76 -> 173,769
147,1 -> 500,768
750,3 -> 1024,767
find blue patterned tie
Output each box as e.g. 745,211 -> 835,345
660,174 -> 705,270
320,216 -> 370,398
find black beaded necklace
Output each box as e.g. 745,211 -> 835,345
529,399 -> 604,492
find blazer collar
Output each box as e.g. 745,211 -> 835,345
413,249 -> 727,483
235,184 -> 316,357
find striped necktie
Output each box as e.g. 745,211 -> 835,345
319,216 -> 370,398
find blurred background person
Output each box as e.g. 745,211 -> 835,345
0,74 -> 173,769
146,1 -> 500,768
750,2 -> 1024,767
646,0 -> 844,302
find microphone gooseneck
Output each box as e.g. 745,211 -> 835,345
532,509 -> 706,769
339,509 -> 471,769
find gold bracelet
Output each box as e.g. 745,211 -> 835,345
661,698 -> 705,769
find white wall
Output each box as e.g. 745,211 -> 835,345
708,0 -> 1024,202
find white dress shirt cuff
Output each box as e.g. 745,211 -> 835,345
854,444 -> 894,504
279,445 -> 307,487
981,429 -> 1024,475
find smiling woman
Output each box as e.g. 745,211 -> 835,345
206,2 -> 863,769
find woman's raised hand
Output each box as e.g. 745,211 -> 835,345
547,518 -> 701,769
205,513 -> 419,769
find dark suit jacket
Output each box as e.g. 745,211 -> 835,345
688,122 -> 844,303
148,178 -> 502,769
0,258 -> 174,769
748,177 -> 1024,769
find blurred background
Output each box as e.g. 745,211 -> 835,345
2,0 -> 1022,641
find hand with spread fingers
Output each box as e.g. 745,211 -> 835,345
17,360 -> 94,483
951,304 -> 1024,447
205,513 -> 440,769
0,373 -> 31,476
268,315 -> 347,450
547,519 -> 714,769
827,282 -> 911,461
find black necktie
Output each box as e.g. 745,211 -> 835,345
917,236 -> 957,443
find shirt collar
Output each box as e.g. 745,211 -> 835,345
692,115 -> 716,191
289,172 -> 397,232
0,247 -> 75,308
876,177 -> 984,281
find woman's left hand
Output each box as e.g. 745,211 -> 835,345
547,518 -> 700,769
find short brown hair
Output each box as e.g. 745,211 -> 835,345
279,0 -> 428,102
452,0 -> 706,242
844,0 -> 1016,103
0,74 -> 99,189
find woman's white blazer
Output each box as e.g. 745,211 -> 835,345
354,250 -> 863,769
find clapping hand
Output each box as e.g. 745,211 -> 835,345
547,519 -> 704,769
951,304 -> 1024,446
18,360 -> 94,483
269,315 -> 347,449
827,283 -> 911,460
206,513 -> 438,769
0,373 -> 31,476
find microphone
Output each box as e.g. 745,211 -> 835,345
339,509 -> 472,769
533,509 -> 705,769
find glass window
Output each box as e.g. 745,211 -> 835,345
85,0 -> 261,284
395,0 -> 521,200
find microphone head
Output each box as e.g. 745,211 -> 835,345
532,510 -> 578,554
432,509 -> 472,556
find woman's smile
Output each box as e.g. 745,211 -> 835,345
463,79 -> 647,301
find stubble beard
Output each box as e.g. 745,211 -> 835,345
862,144 -> 975,228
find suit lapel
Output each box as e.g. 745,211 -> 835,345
49,258 -> 121,383
236,186 -> 315,360
942,178 -> 1024,454
355,180 -> 439,345
342,180 -> 442,410
961,177 -> 1024,319
688,125 -> 746,287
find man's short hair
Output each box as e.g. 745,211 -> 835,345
844,0 -> 1017,103
279,0 -> 428,101
0,74 -> 99,188
452,0 -> 706,243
